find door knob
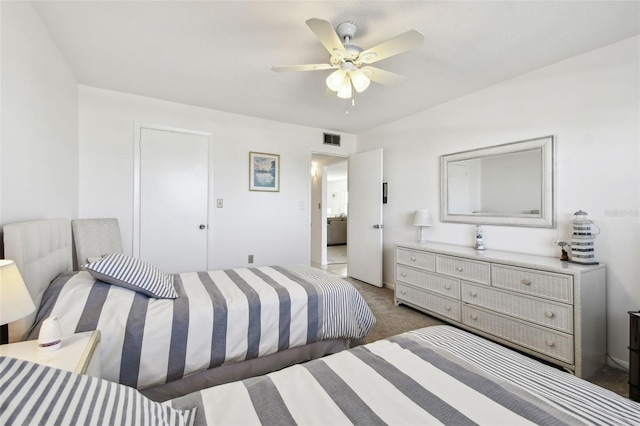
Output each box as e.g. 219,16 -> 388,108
199,224 -> 206,230
373,224 -> 384,229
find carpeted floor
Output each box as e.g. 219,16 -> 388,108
345,276 -> 445,346
319,265 -> 631,399
326,244 -> 347,264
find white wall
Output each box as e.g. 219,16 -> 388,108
0,2 -> 78,228
327,177 -> 348,216
359,36 -> 640,366
78,86 -> 356,269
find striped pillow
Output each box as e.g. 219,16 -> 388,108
0,356 -> 196,425
85,253 -> 178,299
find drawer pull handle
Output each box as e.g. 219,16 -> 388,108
410,257 -> 417,261
522,278 -> 531,285
445,306 -> 452,311
400,290 -> 406,295
401,272 -> 407,277
444,284 -> 451,290
546,340 -> 555,347
470,314 -> 478,320
469,291 -> 477,297
545,311 -> 555,318
456,266 -> 463,272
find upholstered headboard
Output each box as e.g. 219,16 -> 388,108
72,218 -> 123,269
2,219 -> 72,342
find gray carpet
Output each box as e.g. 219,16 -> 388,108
340,274 -> 630,399
344,276 -> 444,346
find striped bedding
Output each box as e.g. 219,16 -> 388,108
26,265 -> 375,390
3,326 -> 638,425
0,357 -> 196,426
170,325 -> 640,425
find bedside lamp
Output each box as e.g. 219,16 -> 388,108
412,210 -> 433,243
0,259 -> 36,344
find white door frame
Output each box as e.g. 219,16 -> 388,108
309,152 -> 348,268
133,123 -> 214,262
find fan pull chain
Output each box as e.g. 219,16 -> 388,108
346,88 -> 356,114
346,97 -> 355,114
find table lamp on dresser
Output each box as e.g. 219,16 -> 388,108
412,210 -> 433,243
0,259 -> 35,344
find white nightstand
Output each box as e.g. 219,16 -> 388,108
0,330 -> 101,377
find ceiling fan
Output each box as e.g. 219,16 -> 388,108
272,18 -> 424,99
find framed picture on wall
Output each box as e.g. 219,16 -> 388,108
249,152 -> 280,192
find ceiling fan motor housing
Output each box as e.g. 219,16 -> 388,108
337,21 -> 358,40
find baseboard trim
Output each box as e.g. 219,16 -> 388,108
607,355 -> 629,371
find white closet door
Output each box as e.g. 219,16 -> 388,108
139,128 -> 209,274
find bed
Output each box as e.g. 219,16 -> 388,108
2,325 -> 638,425
2,219 -> 375,400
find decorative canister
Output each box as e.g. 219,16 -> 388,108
570,210 -> 599,265
474,225 -> 485,251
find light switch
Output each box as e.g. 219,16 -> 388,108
217,198 -> 223,208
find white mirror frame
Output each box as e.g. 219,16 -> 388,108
440,135 -> 556,228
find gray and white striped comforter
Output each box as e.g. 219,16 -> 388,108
27,265 -> 375,390
0,357 -> 196,426
172,326 -> 640,425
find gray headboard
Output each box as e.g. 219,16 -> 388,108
2,219 -> 72,342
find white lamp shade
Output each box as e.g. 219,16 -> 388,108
337,80 -> 353,99
0,259 -> 36,325
326,70 -> 346,92
350,70 -> 370,93
413,210 -> 433,227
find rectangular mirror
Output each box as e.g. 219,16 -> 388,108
440,135 -> 555,227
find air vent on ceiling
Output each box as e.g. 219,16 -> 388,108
323,133 -> 341,146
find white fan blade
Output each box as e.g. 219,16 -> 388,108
271,64 -> 335,72
361,66 -> 406,86
306,18 -> 347,58
358,30 -> 424,64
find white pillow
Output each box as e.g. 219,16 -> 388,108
84,253 -> 178,299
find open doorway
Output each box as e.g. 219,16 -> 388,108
310,153 -> 348,276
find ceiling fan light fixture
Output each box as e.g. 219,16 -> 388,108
337,81 -> 352,99
326,69 -> 346,91
273,18 -> 423,101
350,70 -> 370,93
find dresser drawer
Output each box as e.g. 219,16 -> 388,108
492,265 -> 573,303
396,248 -> 435,271
462,306 -> 573,364
396,283 -> 460,321
461,283 -> 573,333
397,266 -> 460,299
436,255 -> 490,284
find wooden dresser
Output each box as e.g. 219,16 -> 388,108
395,242 -> 606,378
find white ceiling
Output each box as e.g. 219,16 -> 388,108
32,1 -> 640,134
